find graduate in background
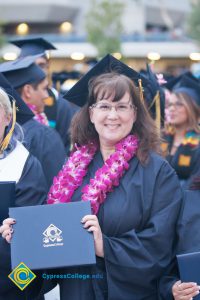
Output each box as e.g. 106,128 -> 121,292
159,178 -> 200,300
1,55 -> 182,300
10,37 -> 79,153
161,75 -> 200,189
0,87 -> 47,300
0,58 -> 66,188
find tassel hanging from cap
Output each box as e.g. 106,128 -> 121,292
0,100 -> 17,152
154,91 -> 161,129
148,90 -> 161,129
138,79 -> 144,104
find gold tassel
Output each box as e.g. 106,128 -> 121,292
148,91 -> 161,129
138,79 -> 144,104
155,91 -> 161,129
0,100 -> 17,152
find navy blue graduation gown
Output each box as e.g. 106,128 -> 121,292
177,190 -> 200,253
0,154 -> 48,300
161,131 -> 200,189
49,151 -> 182,300
159,190 -> 200,299
22,119 -> 66,188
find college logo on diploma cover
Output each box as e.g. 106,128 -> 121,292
8,262 -> 36,290
43,223 -> 64,247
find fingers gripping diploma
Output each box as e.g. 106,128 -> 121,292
81,215 -> 104,258
0,218 -> 16,243
172,280 -> 200,300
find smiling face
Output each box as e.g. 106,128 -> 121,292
89,91 -> 136,148
168,93 -> 189,127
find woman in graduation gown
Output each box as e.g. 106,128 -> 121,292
50,70 -> 182,300
159,178 -> 200,300
1,61 -> 182,299
161,75 -> 200,189
0,88 -> 47,299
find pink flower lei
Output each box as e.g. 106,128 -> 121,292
47,134 -> 139,214
27,104 -> 49,126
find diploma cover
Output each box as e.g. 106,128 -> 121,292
177,251 -> 200,299
9,201 -> 96,270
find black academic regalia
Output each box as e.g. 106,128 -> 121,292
44,89 -> 79,153
49,152 -> 182,300
22,119 -> 66,188
0,154 -> 48,300
161,131 -> 200,189
159,190 -> 200,299
177,190 -> 200,253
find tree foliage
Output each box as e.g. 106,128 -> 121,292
188,0 -> 200,42
85,0 -> 124,57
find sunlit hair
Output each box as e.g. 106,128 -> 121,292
0,87 -> 12,116
70,73 -> 161,164
0,88 -> 24,156
174,92 -> 200,133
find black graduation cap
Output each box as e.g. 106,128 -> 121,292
64,54 -> 147,107
164,71 -> 195,91
142,64 -> 165,127
173,75 -> 200,107
0,73 -> 34,124
10,37 -> 56,57
52,71 -> 82,86
0,56 -> 46,89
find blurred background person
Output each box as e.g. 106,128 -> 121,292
0,57 -> 66,188
159,176 -> 200,299
0,87 -> 47,300
10,37 -> 79,153
161,75 -> 200,189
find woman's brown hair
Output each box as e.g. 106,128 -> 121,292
70,73 -> 161,164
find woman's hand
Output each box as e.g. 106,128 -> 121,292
0,218 -> 16,243
172,280 -> 200,300
81,215 -> 104,258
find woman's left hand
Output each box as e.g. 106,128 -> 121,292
82,215 -> 104,258
172,280 -> 200,300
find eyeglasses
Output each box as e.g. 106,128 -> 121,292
167,101 -> 184,109
90,101 -> 136,113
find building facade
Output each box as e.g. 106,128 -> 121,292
0,0 -> 198,73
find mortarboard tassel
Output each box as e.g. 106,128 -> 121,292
138,79 -> 144,104
0,100 -> 17,152
155,91 -> 161,129
148,90 -> 161,129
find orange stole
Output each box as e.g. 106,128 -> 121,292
178,154 -> 191,167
